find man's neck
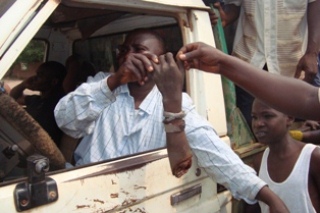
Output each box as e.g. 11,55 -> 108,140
128,81 -> 155,109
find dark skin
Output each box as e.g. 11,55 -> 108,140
10,66 -> 61,105
250,99 -> 320,212
107,31 -> 160,108
178,42 -> 320,120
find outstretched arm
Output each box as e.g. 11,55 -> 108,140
177,42 -> 320,120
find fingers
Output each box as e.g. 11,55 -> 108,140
120,52 -> 159,84
177,43 -> 200,61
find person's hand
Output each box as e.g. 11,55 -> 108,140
177,42 -> 224,74
152,52 -> 184,111
294,52 -> 318,84
256,186 -> 289,213
209,2 -> 227,27
300,120 -> 320,131
114,51 -> 158,86
22,76 -> 38,90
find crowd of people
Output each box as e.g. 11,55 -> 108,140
0,2 -> 319,211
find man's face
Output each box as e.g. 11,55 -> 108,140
117,31 -> 163,66
29,67 -> 56,92
251,100 -> 292,144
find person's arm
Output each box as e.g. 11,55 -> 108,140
256,186 -> 289,213
54,72 -> 118,138
152,53 -> 192,177
294,0 -> 320,83
55,50 -> 159,138
301,129 -> 320,144
177,42 -> 320,120
9,76 -> 36,105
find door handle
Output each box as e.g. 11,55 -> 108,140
170,184 -> 202,206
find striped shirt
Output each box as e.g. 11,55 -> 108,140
225,0 -> 315,76
54,71 -> 266,203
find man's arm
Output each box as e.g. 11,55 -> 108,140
9,78 -> 33,105
54,72 -> 116,138
294,0 -> 320,83
152,53 -> 192,177
177,42 -> 320,120
256,186 -> 288,213
153,52 -> 286,210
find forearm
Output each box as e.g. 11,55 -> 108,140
9,82 -> 26,100
306,0 -> 320,55
256,186 -> 289,213
219,54 -> 320,120
302,129 -> 320,144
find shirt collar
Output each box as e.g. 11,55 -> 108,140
139,86 -> 160,115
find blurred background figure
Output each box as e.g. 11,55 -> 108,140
63,54 -> 96,93
10,61 -> 67,147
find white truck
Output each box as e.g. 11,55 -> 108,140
0,0 -> 263,212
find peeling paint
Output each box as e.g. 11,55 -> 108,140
133,207 -> 146,213
121,189 -> 129,195
110,193 -> 119,198
122,199 -> 137,206
76,205 -> 90,209
111,179 -> 116,185
93,199 -> 104,204
134,185 -> 146,190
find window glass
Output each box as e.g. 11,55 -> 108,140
3,40 -> 47,93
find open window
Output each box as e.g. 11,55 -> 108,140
0,0 -> 186,183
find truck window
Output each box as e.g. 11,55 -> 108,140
1,2 -> 186,183
4,40 -> 47,94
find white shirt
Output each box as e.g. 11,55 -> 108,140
55,72 -> 266,204
225,0 -> 315,76
259,144 -> 317,213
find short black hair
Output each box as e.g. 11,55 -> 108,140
39,61 -> 67,82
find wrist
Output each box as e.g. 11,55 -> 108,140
163,98 -> 182,112
107,74 -> 121,91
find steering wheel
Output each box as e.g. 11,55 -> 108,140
0,93 -> 66,170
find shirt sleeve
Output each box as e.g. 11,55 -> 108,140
54,72 -> 116,138
182,93 -> 266,204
